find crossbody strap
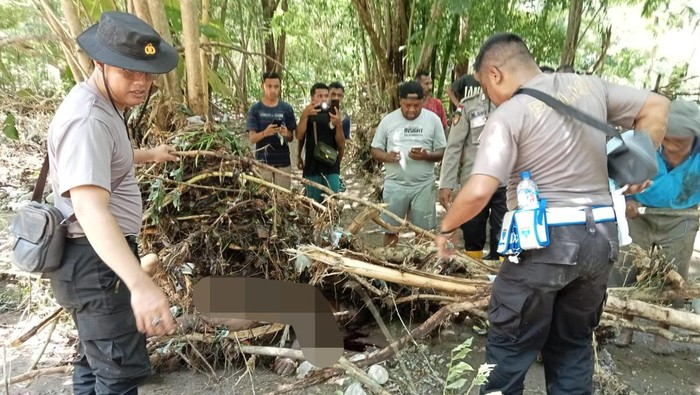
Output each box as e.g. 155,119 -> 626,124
32,154 -> 51,203
313,121 -> 318,145
515,87 -> 624,140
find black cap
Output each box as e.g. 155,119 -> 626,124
77,11 -> 178,74
399,81 -> 424,99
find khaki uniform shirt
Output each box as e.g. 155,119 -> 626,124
439,93 -> 493,190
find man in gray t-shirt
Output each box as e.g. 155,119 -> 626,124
371,81 -> 446,246
45,12 -> 180,394
435,33 -> 669,394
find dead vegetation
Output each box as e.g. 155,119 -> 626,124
1,105 -> 700,394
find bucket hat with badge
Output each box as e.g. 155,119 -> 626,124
76,11 -> 178,74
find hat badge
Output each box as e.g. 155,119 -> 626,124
144,43 -> 156,56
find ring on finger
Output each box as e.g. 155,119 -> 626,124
151,317 -> 162,327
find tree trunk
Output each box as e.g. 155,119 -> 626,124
351,0 -> 407,109
35,0 -> 87,82
132,0 -> 152,25
436,14 -> 459,100
181,0 -> 206,116
415,0 -> 441,74
453,14 -> 470,77
276,0 -> 288,72
561,0 -> 583,67
59,0 -> 92,76
200,0 -> 211,118
211,0 -> 229,73
260,0 -> 281,72
147,0 -> 184,103
589,25 -> 612,75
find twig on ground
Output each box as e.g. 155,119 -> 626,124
354,285 -> 418,393
10,307 -> 64,348
233,334 -> 257,395
6,365 -> 72,385
27,318 -> 57,372
357,298 -> 490,368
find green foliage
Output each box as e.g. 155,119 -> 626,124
2,112 -> 18,140
442,337 -> 500,395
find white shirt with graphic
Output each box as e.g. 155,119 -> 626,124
372,108 -> 446,188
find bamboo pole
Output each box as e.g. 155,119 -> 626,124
605,294 -> 700,332
132,0 -> 152,25
58,0 -> 92,74
607,286 -> 700,301
295,245 -> 486,295
181,0 -> 206,116
146,0 -> 184,102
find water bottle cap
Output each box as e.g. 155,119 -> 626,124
521,171 -> 531,179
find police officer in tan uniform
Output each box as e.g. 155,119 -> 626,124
436,33 -> 669,394
439,89 -> 507,260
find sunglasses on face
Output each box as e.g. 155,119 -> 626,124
118,67 -> 157,82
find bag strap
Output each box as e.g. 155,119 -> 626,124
313,121 -> 318,145
32,154 -> 50,203
515,88 -> 623,140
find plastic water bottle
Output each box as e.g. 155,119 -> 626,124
516,171 -> 539,209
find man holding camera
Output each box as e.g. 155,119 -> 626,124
371,81 -> 446,246
296,82 -> 346,202
247,71 -> 297,188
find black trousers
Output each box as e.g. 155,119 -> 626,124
461,186 -> 507,252
45,237 -> 150,395
480,213 -> 618,395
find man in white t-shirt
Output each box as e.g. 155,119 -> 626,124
371,81 -> 446,246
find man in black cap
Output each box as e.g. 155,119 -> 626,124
447,74 -> 481,108
371,81 -> 446,246
45,11 -> 179,394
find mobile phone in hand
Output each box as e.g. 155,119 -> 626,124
330,99 -> 340,115
272,119 -> 283,127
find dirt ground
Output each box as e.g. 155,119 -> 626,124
1,146 -> 699,395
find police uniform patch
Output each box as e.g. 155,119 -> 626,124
452,104 -> 464,126
469,108 -> 487,129
144,43 -> 156,56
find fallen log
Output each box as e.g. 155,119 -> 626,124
295,245 -> 490,295
605,295 -> 700,333
600,313 -> 700,344
607,286 -> 700,301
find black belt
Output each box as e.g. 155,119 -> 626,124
66,235 -> 138,245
